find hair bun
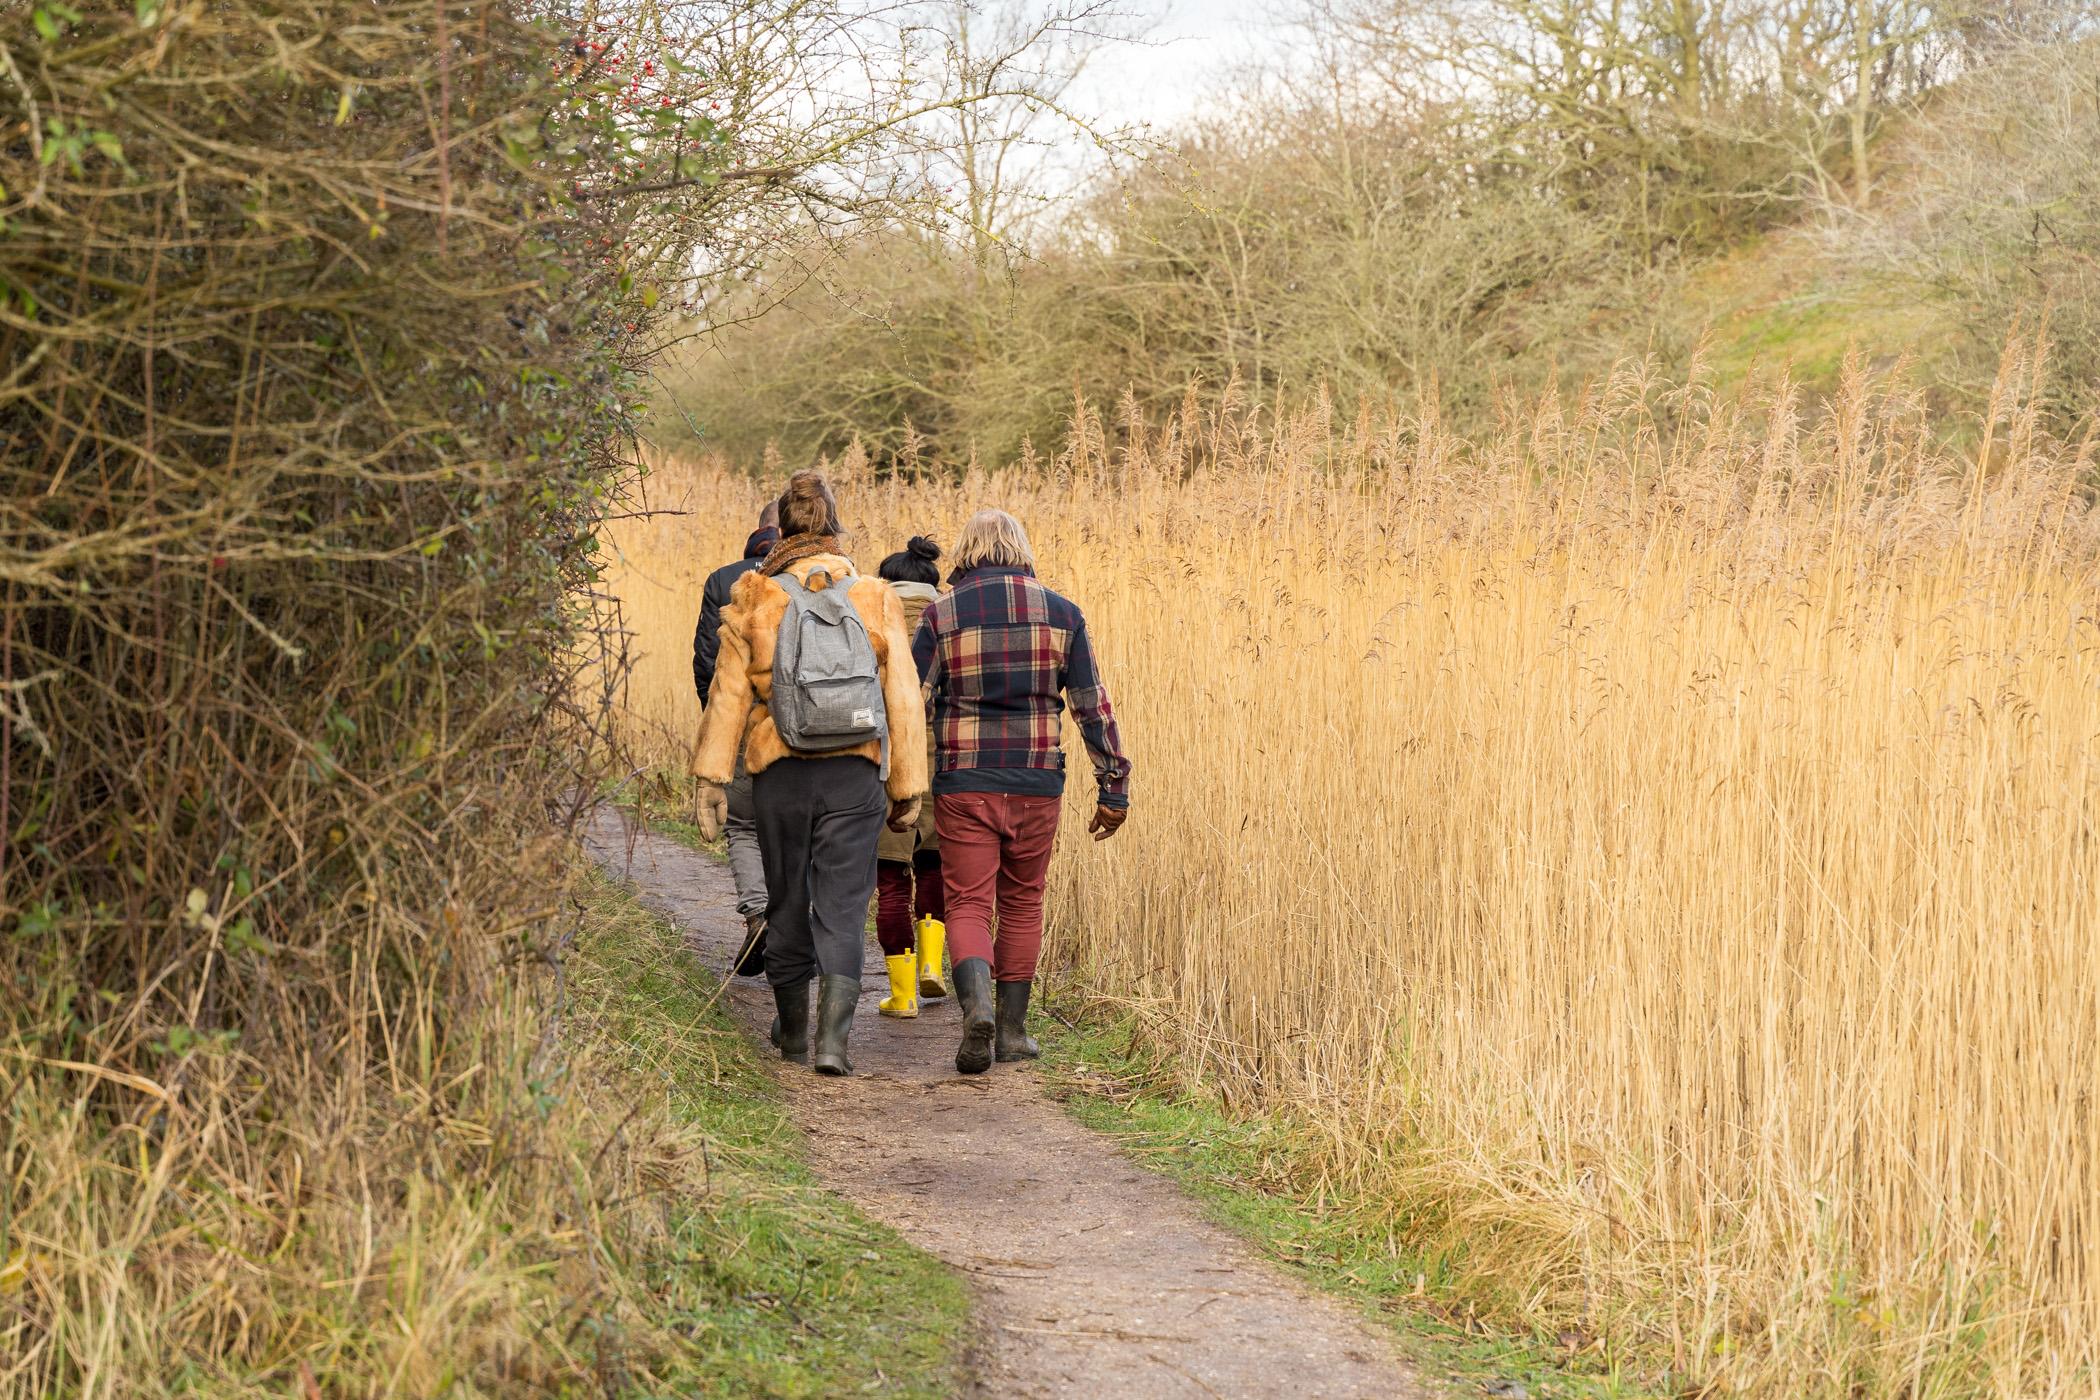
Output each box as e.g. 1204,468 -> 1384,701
907,535 -> 941,561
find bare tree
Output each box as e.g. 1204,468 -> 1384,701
549,0 -> 1135,348
642,0 -> 1149,456
1829,34 -> 2100,416
1312,0 -> 1980,217
915,0 -> 1147,271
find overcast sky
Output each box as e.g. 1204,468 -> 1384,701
1063,0 -> 1291,135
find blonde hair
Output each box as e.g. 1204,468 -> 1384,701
952,509 -> 1035,573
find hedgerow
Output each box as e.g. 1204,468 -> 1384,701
0,2 -> 670,1387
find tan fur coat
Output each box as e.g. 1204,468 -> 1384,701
876,580 -> 941,861
690,551 -> 929,803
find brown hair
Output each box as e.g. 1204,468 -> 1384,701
776,469 -> 840,538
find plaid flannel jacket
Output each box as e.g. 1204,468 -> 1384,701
910,566 -> 1132,808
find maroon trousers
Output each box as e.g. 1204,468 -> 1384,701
874,852 -> 944,957
934,792 -> 1061,982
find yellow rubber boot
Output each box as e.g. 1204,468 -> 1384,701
878,954 -> 918,1018
915,917 -> 948,1000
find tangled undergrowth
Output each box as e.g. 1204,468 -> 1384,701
0,2 -> 696,1391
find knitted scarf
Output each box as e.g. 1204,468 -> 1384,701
759,532 -> 842,577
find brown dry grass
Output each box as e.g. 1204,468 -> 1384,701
602,341 -> 2099,1397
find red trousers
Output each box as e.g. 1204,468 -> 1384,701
875,853 -> 944,956
934,792 -> 1061,982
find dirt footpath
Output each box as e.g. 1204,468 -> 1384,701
586,808 -> 1433,1400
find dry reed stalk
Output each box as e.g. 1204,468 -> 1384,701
602,347 -> 2099,1396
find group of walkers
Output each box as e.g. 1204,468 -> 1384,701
687,470 -> 1132,1076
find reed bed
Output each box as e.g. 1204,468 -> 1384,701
603,346 -> 2100,1396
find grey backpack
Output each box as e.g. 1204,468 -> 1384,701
771,568 -> 888,758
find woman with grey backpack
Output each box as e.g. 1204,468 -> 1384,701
690,470 -> 929,1075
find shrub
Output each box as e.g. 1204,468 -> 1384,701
0,1 -> 647,1386
1830,37 -> 2100,423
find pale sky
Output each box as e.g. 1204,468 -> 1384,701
1064,0 -> 1292,135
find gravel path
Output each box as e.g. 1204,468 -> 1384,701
586,807 -> 1434,1400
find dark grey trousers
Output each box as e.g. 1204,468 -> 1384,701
724,755 -> 767,918
752,755 -> 885,988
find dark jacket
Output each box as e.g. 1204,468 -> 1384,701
910,565 -> 1131,808
693,527 -> 779,699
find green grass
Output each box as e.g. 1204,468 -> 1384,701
1034,1002 -> 1655,1400
603,768 -> 708,846
571,867 -> 968,1397
1673,224 -> 1952,395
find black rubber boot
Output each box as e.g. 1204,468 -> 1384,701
952,957 -> 995,1075
770,980 -> 811,1063
812,973 -> 860,1076
733,913 -> 768,978
995,980 -> 1041,1062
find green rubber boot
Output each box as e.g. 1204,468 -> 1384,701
770,980 -> 810,1063
812,973 -> 860,1076
995,980 -> 1040,1062
952,958 -> 995,1075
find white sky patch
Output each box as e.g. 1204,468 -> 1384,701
1066,0 -> 1286,137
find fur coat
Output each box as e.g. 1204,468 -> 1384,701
876,579 -> 941,862
690,549 -> 929,803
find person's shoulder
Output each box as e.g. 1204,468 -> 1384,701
1030,578 -> 1084,627
709,555 -> 758,590
725,562 -> 777,608
846,571 -> 899,607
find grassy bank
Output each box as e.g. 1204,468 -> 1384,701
2,846 -> 966,1396
560,865 -> 969,1397
1035,999 -> 1647,1400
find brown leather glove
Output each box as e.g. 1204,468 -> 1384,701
1087,803 -> 1127,842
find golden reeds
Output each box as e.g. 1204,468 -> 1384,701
604,346 -> 2099,1396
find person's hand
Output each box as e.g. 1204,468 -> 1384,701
1087,803 -> 1127,842
694,782 -> 728,842
887,795 -> 922,833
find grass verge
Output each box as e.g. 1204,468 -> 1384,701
567,862 -> 968,1397
612,772 -> 1629,1396
1034,1000 -> 1653,1400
